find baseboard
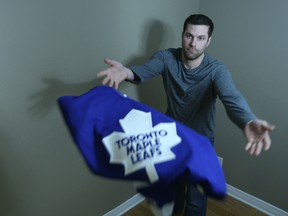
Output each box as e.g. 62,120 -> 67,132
104,184 -> 288,216
227,184 -> 288,216
103,193 -> 145,216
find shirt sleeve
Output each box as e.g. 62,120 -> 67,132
213,66 -> 257,129
129,50 -> 166,84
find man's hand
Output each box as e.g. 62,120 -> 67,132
244,119 -> 275,156
96,58 -> 134,89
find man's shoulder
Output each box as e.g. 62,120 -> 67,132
204,53 -> 227,68
157,48 -> 181,59
202,54 -> 231,79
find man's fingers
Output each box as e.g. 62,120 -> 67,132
245,142 -> 253,151
97,70 -> 107,78
262,134 -> 272,151
254,142 -> 263,156
104,58 -> 112,64
104,58 -> 117,67
102,76 -> 111,85
245,142 -> 252,151
249,143 -> 257,155
258,120 -> 276,131
114,82 -> 119,90
266,123 -> 276,131
108,78 -> 115,87
245,137 -> 271,156
106,79 -> 119,89
245,141 -> 258,156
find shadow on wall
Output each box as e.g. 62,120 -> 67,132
27,78 -> 101,118
126,19 -> 172,112
27,19 -> 171,118
0,131 -> 16,216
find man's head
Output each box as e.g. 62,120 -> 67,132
181,14 -> 214,62
183,14 -> 214,37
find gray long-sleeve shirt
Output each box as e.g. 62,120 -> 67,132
130,48 -> 256,141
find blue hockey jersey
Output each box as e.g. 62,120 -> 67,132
58,86 -> 226,207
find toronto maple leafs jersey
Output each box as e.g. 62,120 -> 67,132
58,86 -> 226,207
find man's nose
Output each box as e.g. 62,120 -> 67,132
190,38 -> 196,46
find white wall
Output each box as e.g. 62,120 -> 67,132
200,0 -> 288,212
0,0 -> 199,215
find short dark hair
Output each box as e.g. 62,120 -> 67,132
183,14 -> 214,37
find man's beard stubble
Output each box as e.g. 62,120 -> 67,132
183,48 -> 204,61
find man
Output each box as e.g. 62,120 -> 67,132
97,14 -> 275,216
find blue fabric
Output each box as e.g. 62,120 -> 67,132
57,86 -> 226,207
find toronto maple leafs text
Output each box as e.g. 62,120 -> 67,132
114,130 -> 168,164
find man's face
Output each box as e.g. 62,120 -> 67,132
182,24 -> 211,61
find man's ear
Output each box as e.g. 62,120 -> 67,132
207,36 -> 212,47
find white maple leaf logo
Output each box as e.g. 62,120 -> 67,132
102,109 -> 181,183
